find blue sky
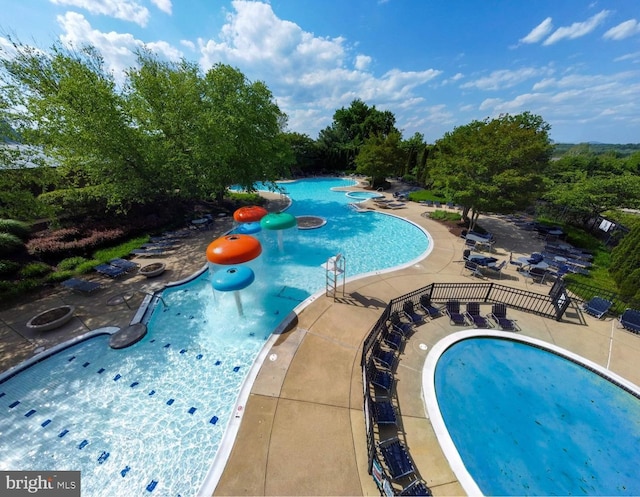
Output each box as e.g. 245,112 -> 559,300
2,0 -> 640,143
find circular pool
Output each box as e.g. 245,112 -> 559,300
345,191 -> 383,200
423,331 -> 640,496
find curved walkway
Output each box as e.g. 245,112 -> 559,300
1,191 -> 639,496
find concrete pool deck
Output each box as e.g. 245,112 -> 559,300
1,187 -> 639,496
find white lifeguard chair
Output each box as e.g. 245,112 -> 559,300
325,254 -> 345,300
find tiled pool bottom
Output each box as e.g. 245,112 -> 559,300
424,331 -> 640,496
0,314 -> 264,496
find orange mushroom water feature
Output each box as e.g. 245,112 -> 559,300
233,205 -> 268,223
206,234 -> 262,265
206,234 -> 262,317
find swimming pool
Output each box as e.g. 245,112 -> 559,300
424,331 -> 640,496
0,178 -> 430,497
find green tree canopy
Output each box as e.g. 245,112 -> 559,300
430,112 -> 552,229
354,131 -> 403,186
317,99 -> 399,171
0,39 -> 292,215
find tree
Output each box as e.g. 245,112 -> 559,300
317,99 -> 399,171
0,40 -> 293,215
354,132 -> 403,187
430,112 -> 552,229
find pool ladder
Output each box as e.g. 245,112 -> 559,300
325,254 -> 345,300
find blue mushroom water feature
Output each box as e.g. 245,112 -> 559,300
260,212 -> 297,252
206,234 -> 262,317
210,266 -> 255,317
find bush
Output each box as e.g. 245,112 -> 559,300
19,261 -> 52,278
26,226 -> 125,260
0,232 -> 24,256
75,259 -> 101,274
0,259 -> 20,277
57,256 -> 88,271
46,270 -> 74,283
0,219 -> 31,240
226,192 -> 264,205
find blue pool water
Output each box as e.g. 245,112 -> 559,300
0,178 -> 429,497
434,337 -> 640,496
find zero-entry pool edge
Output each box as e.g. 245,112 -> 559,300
422,330 -> 640,497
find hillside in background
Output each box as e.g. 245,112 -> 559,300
553,143 -> 640,158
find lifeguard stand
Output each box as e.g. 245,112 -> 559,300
325,254 -> 345,300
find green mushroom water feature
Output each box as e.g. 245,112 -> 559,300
259,212 -> 297,252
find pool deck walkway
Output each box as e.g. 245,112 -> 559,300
1,186 -> 640,496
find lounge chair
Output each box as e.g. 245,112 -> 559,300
419,294 -> 442,319
488,303 -> 518,331
377,437 -> 416,481
371,399 -> 398,426
445,300 -> 467,326
372,345 -> 397,370
130,248 -> 168,257
482,260 -> 506,279
400,480 -> 432,496
61,278 -> 103,295
462,260 -> 484,279
109,258 -> 139,273
382,328 -> 404,351
465,302 -> 491,328
94,263 -> 127,279
369,361 -> 394,393
389,311 -> 413,337
583,297 -> 613,319
620,308 -> 640,334
522,266 -> 548,284
402,301 -> 423,323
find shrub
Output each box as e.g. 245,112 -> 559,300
0,219 -> 31,240
19,261 -> 52,278
0,232 -> 24,256
57,256 -> 88,271
0,259 -> 20,277
75,259 -> 101,274
226,192 -> 264,205
46,270 -> 74,283
26,226 -> 125,260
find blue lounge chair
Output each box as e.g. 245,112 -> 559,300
445,300 -> 467,326
402,301 -> 423,323
489,303 -> 518,331
465,302 -> 491,328
109,258 -> 139,272
369,363 -> 394,393
620,308 -> 640,334
61,278 -> 103,295
462,260 -> 484,279
389,311 -> 413,337
377,437 -> 416,481
94,263 -> 127,279
419,294 -> 441,319
372,345 -> 397,370
382,328 -> 403,351
583,297 -> 613,319
401,480 -> 432,496
371,399 -> 397,426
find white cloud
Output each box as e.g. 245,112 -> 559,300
614,51 -> 640,63
196,0 -> 442,136
520,17 -> 553,44
180,39 -> 195,51
151,0 -> 172,15
460,67 -> 549,91
56,12 -> 182,79
603,19 -> 640,41
50,0 -> 150,27
354,54 -> 371,71
543,10 -> 610,45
